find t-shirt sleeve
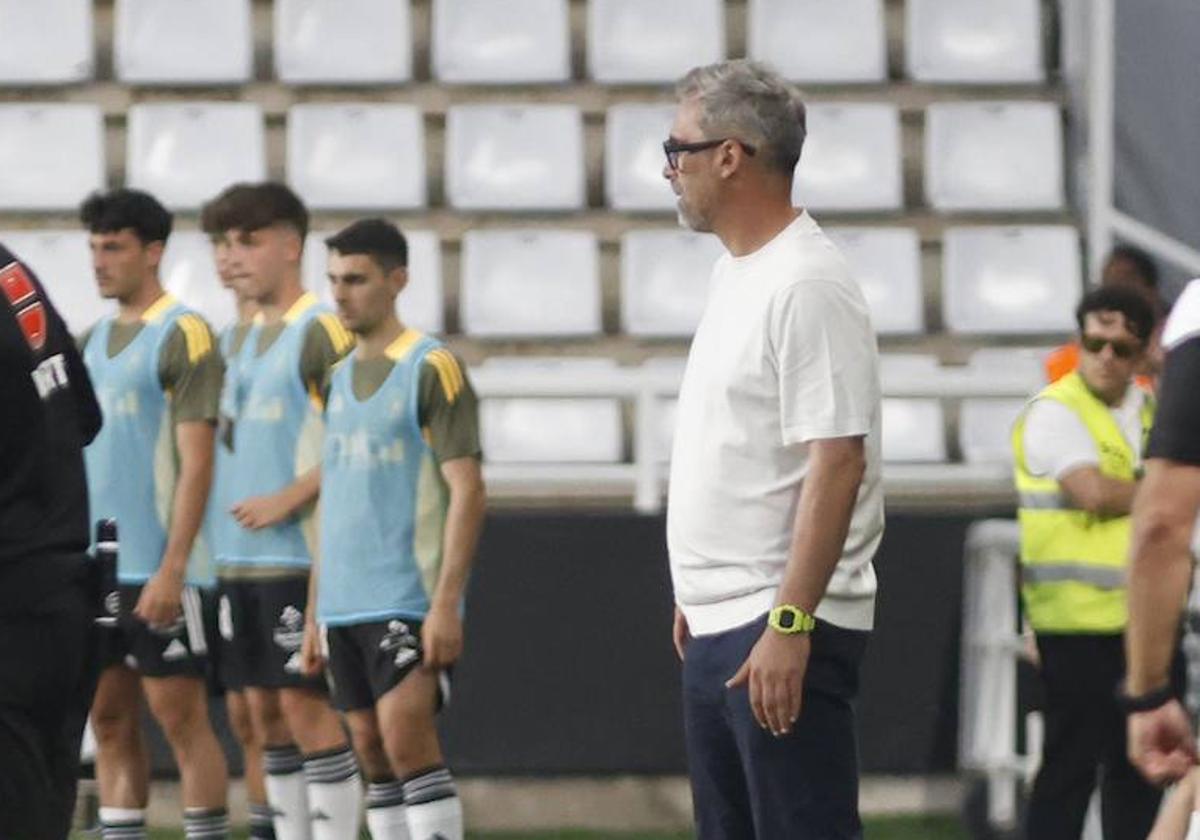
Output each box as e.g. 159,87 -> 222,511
770,279 -> 879,445
1021,399 -> 1100,479
300,315 -> 355,407
159,314 -> 223,425
76,325 -> 93,354
418,348 -> 482,463
1147,280 -> 1200,465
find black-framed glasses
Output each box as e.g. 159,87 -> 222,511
1081,334 -> 1141,360
662,137 -> 757,171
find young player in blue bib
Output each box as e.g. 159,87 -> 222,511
205,183 -> 360,840
78,189 -> 231,840
300,219 -> 486,840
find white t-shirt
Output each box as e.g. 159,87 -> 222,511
1022,385 -> 1148,480
667,212 -> 885,636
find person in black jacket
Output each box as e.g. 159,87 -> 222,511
0,243 -> 103,839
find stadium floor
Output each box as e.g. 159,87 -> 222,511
71,816 -> 969,839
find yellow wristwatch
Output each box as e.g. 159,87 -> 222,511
768,604 -> 816,635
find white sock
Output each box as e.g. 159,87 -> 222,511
403,767 -> 463,840
366,778 -> 410,840
303,746 -> 363,840
1188,811 -> 1200,840
264,744 -> 312,840
99,806 -> 147,840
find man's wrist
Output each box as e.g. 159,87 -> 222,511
1116,679 -> 1174,714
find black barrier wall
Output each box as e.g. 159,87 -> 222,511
135,510 -> 1002,777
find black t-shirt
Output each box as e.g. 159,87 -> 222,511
1146,280 -> 1200,465
0,245 -> 101,596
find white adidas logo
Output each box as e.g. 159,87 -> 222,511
162,639 -> 188,661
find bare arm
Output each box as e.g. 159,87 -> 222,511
1059,465 -> 1138,518
1126,458 -> 1200,694
776,436 -> 866,611
422,456 -> 487,669
135,420 -> 214,626
231,466 -> 321,530
727,435 -> 867,737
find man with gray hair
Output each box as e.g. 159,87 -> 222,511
665,59 -> 883,838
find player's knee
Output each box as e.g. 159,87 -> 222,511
90,705 -> 136,745
147,684 -> 207,746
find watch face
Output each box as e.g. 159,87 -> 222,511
777,610 -> 795,629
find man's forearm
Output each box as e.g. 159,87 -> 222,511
431,475 -> 486,609
279,467 -> 321,517
776,441 -> 866,612
1126,476 -> 1193,693
163,431 -> 215,576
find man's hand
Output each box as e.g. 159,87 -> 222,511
422,605 -> 463,670
231,493 -> 293,530
300,618 -> 325,678
1129,699 -> 1199,785
673,607 -> 690,662
134,566 -> 184,629
726,628 -> 810,737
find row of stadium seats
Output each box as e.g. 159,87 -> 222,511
10,225 -> 1082,340
3,0 -> 1046,86
0,100 -> 1064,212
476,354 -> 1037,466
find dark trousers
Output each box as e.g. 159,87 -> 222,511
682,615 -> 869,840
0,560 -> 99,840
1025,633 -> 1163,840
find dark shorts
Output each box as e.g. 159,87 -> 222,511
682,614 -> 868,840
0,558 -> 99,840
216,577 -> 325,691
97,583 -> 210,678
322,618 -> 450,712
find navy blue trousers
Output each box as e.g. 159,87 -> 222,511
682,615 -> 868,840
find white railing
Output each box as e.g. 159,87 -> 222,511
473,362 -> 1037,513
1087,0 -> 1200,280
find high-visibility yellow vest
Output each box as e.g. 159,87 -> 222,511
1011,372 -> 1154,633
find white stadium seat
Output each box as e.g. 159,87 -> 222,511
907,0 -> 1044,83
748,0 -> 885,83
0,231 -> 110,337
0,0 -> 93,84
825,227 -> 923,335
160,232 -> 237,332
881,398 -> 947,463
966,347 -> 1051,392
287,104 -> 426,211
620,230 -> 724,337
588,0 -> 724,83
605,104 -> 676,212
794,103 -> 902,212
445,105 -> 585,211
126,103 -> 266,211
0,104 -> 104,211
942,226 -> 1081,334
644,356 -> 687,463
925,102 -> 1063,211
958,398 -> 1028,464
303,229 -> 444,335
432,0 -> 570,84
460,229 -> 599,337
114,0 -> 252,85
275,0 -> 413,84
478,358 -> 623,463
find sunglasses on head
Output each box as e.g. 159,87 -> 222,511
1080,334 -> 1140,359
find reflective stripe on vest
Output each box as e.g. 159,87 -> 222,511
1011,371 -> 1154,633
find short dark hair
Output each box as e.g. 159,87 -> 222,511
325,218 -> 408,274
200,182 -> 309,240
1103,245 -> 1160,290
1075,284 -> 1156,344
79,189 -> 172,244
